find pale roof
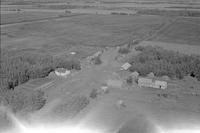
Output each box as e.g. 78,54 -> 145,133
138,77 -> 152,83
121,62 -> 132,70
56,68 -> 68,73
155,80 -> 167,85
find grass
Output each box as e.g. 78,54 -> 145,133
151,17 -> 200,45
0,11 -> 63,25
1,14 -> 170,58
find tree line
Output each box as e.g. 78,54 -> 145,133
0,51 -> 81,91
129,46 -> 200,80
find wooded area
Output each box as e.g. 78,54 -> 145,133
130,46 -> 200,80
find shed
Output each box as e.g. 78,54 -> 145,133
155,80 -> 167,89
107,79 -> 123,88
121,62 -> 132,70
138,78 -> 153,88
55,68 -> 71,77
130,71 -> 139,79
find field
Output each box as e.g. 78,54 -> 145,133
1,14 -> 170,58
150,17 -> 200,45
0,11 -> 75,25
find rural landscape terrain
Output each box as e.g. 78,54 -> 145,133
0,0 -> 200,133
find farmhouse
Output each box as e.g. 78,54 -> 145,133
138,77 -> 167,89
55,68 -> 71,77
120,62 -> 132,70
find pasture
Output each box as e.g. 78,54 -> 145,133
1,14 -> 171,58
150,17 -> 200,45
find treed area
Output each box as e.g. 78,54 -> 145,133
0,50 -> 81,114
129,46 -> 200,80
0,51 -> 81,90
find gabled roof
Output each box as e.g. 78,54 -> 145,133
121,62 -> 132,70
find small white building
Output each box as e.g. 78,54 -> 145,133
120,62 -> 132,70
55,68 -> 71,77
154,80 -> 167,89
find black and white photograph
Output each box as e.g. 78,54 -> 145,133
0,0 -> 200,133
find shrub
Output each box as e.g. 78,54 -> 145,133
118,47 -> 130,54
126,76 -> 133,85
135,45 -> 145,51
89,88 -> 98,99
92,56 -> 102,65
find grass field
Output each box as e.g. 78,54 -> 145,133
1,14 -> 170,58
0,11 -> 71,25
150,17 -> 200,45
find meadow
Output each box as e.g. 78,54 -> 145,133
1,14 -> 170,56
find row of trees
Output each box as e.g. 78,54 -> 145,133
129,46 -> 200,80
138,9 -> 200,17
0,52 -> 81,90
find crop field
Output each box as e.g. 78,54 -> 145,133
150,17 -> 200,45
0,11 -> 72,25
1,14 -> 170,57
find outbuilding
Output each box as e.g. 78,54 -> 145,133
55,68 -> 71,77
138,77 -> 167,89
130,71 -> 139,79
138,78 -> 153,88
120,62 -> 132,70
154,80 -> 167,89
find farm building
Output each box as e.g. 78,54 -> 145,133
55,68 -> 71,77
138,77 -> 167,89
154,80 -> 167,89
130,71 -> 139,79
120,62 -> 132,70
138,78 -> 154,88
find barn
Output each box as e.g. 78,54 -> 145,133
138,77 -> 167,89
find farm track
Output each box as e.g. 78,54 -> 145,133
0,14 -> 85,27
144,18 -> 178,41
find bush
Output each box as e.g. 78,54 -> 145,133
118,47 -> 130,54
126,76 -> 133,85
89,88 -> 98,99
92,56 -> 102,65
135,45 -> 145,51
